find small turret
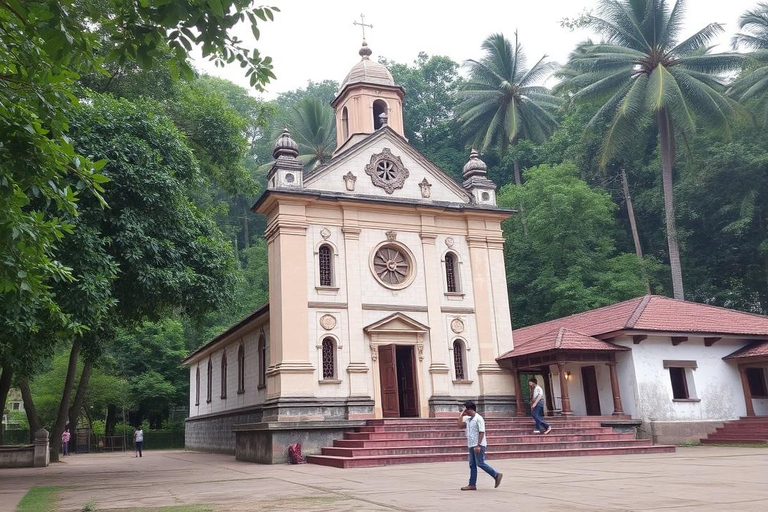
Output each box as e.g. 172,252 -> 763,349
462,149 -> 496,206
267,128 -> 304,189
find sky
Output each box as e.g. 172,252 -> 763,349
193,0 -> 759,99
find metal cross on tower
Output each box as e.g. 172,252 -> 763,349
353,13 -> 373,41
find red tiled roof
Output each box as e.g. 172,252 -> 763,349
501,295 -> 768,360
503,327 -> 630,359
724,341 -> 768,360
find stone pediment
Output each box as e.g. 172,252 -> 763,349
364,312 -> 430,334
303,128 -> 472,204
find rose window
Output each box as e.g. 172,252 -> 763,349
375,160 -> 397,182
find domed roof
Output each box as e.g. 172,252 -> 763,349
339,42 -> 395,90
463,149 -> 488,178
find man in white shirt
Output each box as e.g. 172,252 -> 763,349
529,378 -> 552,435
134,427 -> 144,458
457,400 -> 502,491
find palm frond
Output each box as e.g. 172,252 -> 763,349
671,23 -> 724,56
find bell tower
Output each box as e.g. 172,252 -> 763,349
331,41 -> 405,152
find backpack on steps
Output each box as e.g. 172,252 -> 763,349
288,443 -> 306,464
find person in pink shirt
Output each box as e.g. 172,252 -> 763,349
61,427 -> 71,456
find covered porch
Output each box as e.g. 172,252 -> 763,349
724,341 -> 768,417
498,327 -> 630,418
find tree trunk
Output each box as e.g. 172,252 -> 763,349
67,358 -> 93,449
513,158 -> 523,186
50,338 -> 81,462
106,404 -> 117,436
242,198 -> 250,249
620,167 -> 651,294
657,109 -> 685,300
0,367 -> 13,445
19,377 -> 43,443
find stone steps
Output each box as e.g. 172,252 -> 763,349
321,439 -> 654,457
701,417 -> 768,445
307,445 -> 675,469
307,417 -> 674,468
333,432 -> 635,448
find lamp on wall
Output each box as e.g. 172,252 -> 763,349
565,371 -> 572,380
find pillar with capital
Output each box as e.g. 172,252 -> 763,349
739,364 -> 756,417
607,361 -> 624,416
557,362 -> 573,416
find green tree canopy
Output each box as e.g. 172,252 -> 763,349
500,163 -> 654,327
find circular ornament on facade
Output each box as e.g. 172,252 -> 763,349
320,227 -> 331,240
364,148 -> 409,194
451,318 -> 465,334
320,314 -> 337,331
445,237 -> 454,248
369,241 -> 416,290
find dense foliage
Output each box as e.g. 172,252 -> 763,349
6,0 -> 768,444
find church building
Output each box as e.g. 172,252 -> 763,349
183,41 -> 516,459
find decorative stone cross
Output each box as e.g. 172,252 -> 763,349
353,13 -> 373,41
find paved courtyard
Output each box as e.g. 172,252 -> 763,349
1,447 -> 767,511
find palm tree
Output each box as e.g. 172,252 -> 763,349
288,97 -> 335,170
457,32 -> 562,185
731,2 -> 768,124
560,0 -> 743,300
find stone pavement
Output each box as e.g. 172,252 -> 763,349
1,447 -> 767,512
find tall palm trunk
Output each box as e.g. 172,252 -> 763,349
620,167 -> 651,294
19,377 -> 43,443
513,158 -> 523,186
0,367 -> 13,445
50,338 -> 81,462
657,109 -> 685,300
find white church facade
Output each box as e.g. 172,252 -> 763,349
183,43 -> 515,458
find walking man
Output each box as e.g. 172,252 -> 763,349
134,427 -> 144,458
529,378 -> 552,435
458,400 -> 502,491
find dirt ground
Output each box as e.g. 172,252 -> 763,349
2,446 -> 768,512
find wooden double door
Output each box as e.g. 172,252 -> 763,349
379,344 -> 419,418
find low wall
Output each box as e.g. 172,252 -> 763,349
0,429 -> 49,468
642,419 -> 724,445
0,445 -> 34,468
185,406 -> 263,454
234,420 -> 365,464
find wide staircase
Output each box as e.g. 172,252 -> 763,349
307,417 -> 675,468
701,417 -> 768,445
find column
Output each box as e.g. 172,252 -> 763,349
343,216 -> 370,405
557,362 -> 573,416
607,361 -> 624,416
265,202 -> 314,406
420,216 -> 450,405
514,369 -> 525,417
739,364 -> 756,417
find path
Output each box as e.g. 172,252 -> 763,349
1,447 -> 767,511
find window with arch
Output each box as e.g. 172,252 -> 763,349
237,344 -> 245,394
341,106 -> 349,140
453,339 -> 466,381
258,333 -> 267,389
195,367 -> 200,406
444,252 -> 461,293
318,244 -> 333,287
321,337 -> 336,380
206,358 -> 213,403
220,351 -> 228,399
373,100 -> 387,129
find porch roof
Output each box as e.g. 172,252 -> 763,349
724,341 -> 768,360
500,295 -> 768,361
498,327 -> 629,360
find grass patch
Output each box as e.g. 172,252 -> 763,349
16,486 -> 62,512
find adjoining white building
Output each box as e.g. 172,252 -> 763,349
497,295 -> 768,444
